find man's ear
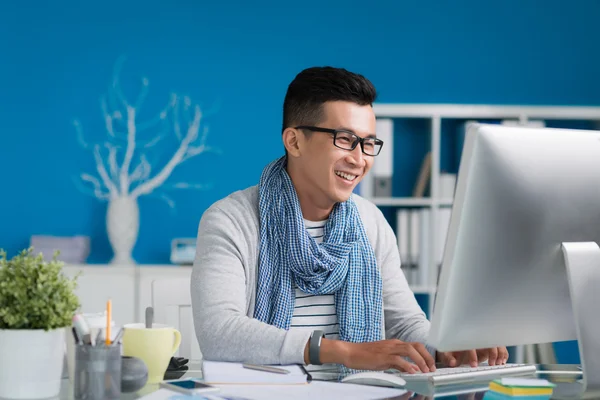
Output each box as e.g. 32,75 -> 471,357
282,127 -> 302,157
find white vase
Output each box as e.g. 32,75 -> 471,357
107,196 -> 139,265
0,328 -> 65,399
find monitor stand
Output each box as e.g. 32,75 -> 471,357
560,242 -> 600,399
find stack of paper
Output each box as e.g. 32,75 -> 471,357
484,377 -> 556,400
201,361 -> 310,385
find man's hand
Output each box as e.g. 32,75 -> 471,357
310,338 -> 436,373
437,347 -> 509,367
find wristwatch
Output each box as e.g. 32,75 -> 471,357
309,330 -> 325,365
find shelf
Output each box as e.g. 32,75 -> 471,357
369,197 -> 454,207
370,197 -> 432,207
436,198 -> 454,207
371,103 -> 600,316
409,285 -> 437,295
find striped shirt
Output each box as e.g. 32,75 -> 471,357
290,219 -> 340,371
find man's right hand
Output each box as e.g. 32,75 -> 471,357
312,338 -> 436,373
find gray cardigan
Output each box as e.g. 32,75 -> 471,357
191,185 -> 432,365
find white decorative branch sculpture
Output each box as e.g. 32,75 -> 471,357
74,57 -> 217,265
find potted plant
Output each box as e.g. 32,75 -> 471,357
0,248 -> 80,399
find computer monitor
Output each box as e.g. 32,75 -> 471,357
428,122 -> 600,396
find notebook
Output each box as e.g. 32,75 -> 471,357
201,361 -> 311,385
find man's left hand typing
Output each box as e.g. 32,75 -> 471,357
436,347 -> 509,367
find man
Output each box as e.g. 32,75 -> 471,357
191,66 -> 508,372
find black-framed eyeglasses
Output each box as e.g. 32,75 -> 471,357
294,126 -> 384,156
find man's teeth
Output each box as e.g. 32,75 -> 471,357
335,171 -> 358,181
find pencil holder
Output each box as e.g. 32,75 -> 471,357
74,344 -> 121,400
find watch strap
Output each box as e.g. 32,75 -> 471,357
309,330 -> 324,365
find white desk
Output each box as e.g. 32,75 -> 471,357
57,361 -> 585,399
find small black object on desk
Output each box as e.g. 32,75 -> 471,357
163,357 -> 189,380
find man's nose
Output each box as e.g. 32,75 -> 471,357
346,143 -> 366,167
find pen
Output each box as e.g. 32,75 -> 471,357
105,299 -> 112,346
95,330 -> 103,346
72,314 -> 92,345
71,327 -> 82,345
242,364 -> 290,375
111,327 -> 124,346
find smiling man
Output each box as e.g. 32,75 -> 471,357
191,66 -> 508,373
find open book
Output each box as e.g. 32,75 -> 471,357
201,361 -> 311,385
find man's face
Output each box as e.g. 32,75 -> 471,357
297,101 -> 377,206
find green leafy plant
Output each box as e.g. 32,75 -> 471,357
0,248 -> 80,330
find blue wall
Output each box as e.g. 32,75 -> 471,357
1,0 -> 599,264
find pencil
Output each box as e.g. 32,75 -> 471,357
242,364 -> 290,374
105,299 -> 112,346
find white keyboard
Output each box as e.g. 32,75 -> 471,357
398,363 -> 537,386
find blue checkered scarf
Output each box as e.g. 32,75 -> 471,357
253,156 -> 382,343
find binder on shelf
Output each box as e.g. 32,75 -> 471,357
418,208 -> 430,287
413,152 -> 431,197
356,170 -> 374,199
436,207 -> 452,271
373,118 -> 393,197
396,208 -> 440,288
408,209 -> 420,285
396,209 -> 411,282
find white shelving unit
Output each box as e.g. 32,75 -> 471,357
370,103 -> 600,318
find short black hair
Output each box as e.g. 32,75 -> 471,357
282,66 -> 377,133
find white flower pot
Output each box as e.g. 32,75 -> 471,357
0,328 -> 65,399
107,196 -> 139,265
